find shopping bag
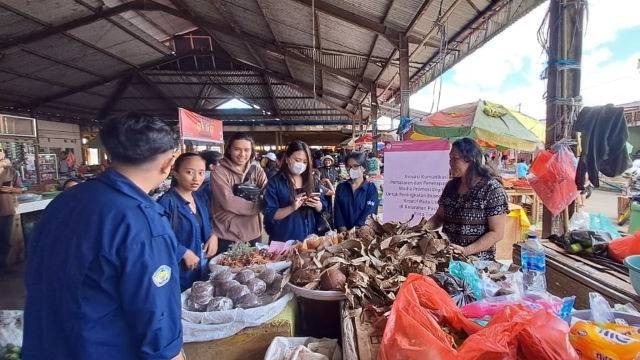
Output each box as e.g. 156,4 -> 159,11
378,274 -> 579,360
528,146 -> 579,216
608,232 -> 640,263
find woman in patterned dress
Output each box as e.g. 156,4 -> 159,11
428,138 -> 509,260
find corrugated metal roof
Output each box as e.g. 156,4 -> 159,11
0,0 -> 545,126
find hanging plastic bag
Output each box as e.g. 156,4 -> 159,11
528,146 -> 579,216
449,261 -> 482,300
589,292 -> 615,325
609,232 -> 640,263
569,209 -> 591,231
378,274 -> 579,360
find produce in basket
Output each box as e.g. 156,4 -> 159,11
245,277 -> 267,295
266,274 -> 284,295
234,269 -> 256,284
206,297 -> 234,312
208,264 -> 229,277
191,281 -> 214,297
226,284 -> 250,302
214,279 -> 239,297
235,293 -> 261,309
258,268 -> 277,283
217,242 -> 282,268
213,269 -> 235,282
287,217 -> 464,310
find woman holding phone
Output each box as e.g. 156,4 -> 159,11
264,141 -> 328,242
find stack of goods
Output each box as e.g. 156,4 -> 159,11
217,242 -> 285,268
184,265 -> 286,312
287,218 -> 465,310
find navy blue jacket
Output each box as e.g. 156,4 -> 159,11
158,187 -> 213,291
264,172 -> 328,242
334,180 -> 379,230
23,169 -> 182,360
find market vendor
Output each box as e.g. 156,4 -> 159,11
23,113 -> 184,360
428,137 -> 508,260
211,133 -> 267,254
334,152 -> 379,232
264,140 -> 328,242
158,153 -> 216,291
0,151 -> 23,274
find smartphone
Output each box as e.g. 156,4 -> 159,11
309,192 -> 321,198
2,181 -> 11,187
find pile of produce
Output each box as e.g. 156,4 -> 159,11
217,242 -> 284,268
288,218 -> 465,310
184,265 -> 287,312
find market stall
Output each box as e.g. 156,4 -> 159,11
179,108 -> 224,153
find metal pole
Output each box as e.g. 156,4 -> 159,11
370,82 -> 379,157
399,33 -> 410,139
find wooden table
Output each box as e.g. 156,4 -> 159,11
513,241 -> 640,309
505,188 -> 540,224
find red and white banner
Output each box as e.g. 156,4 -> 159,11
178,108 -> 223,143
383,140 -> 450,224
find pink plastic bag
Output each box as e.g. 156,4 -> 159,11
528,146 -> 579,215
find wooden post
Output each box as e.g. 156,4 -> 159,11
542,0 -> 585,238
370,82 -> 379,157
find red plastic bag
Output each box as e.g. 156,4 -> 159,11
378,274 -> 579,360
529,146 -> 579,216
608,232 -> 640,263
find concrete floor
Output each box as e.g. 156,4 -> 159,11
0,189 -> 627,311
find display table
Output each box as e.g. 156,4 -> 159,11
505,188 -> 540,224
184,300 -> 296,360
513,241 -> 640,308
16,199 -> 52,214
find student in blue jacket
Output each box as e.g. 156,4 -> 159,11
264,140 -> 328,242
158,152 -> 217,291
23,113 -> 185,360
334,151 -> 379,232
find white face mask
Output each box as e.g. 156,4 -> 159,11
289,161 -> 307,175
349,168 -> 363,180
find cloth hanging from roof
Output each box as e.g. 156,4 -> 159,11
574,105 -> 630,189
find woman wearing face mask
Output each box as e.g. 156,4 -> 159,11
333,152 -> 379,233
263,140 -> 328,242
428,138 -> 508,260
158,153 -> 215,291
211,133 -> 268,253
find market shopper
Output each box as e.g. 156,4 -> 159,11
516,158 -> 529,179
196,150 -> 222,210
428,137 -> 508,261
264,140 -> 328,242
264,152 -> 279,179
61,177 -> 83,191
211,133 -> 267,253
158,153 -> 216,291
334,152 -> 379,232
0,152 -> 22,275
23,112 -> 185,360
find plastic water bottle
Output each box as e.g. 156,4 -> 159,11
521,228 -> 547,293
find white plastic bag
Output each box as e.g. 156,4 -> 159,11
569,210 -> 590,231
181,292 -> 293,342
264,337 -> 342,360
0,311 -> 23,347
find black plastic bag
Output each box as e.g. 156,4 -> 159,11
430,272 -> 476,307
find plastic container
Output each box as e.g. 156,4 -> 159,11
571,309 -> 640,327
624,255 -> 640,296
521,229 -> 547,293
629,203 -> 640,234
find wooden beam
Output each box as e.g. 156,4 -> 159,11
0,0 -> 185,51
